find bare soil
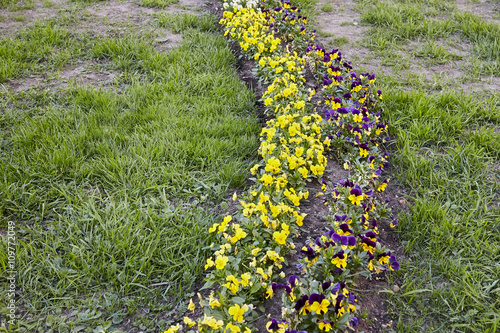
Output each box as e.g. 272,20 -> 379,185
456,0 -> 500,24
315,0 -> 371,64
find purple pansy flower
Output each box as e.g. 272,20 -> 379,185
294,295 -> 309,311
334,214 -> 347,221
268,319 -> 279,330
301,246 -> 317,260
350,317 -> 361,327
288,275 -> 299,287
339,223 -> 353,234
322,280 -> 332,291
350,185 -> 363,196
389,255 -> 399,271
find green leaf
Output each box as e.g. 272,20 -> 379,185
250,282 -> 262,294
231,296 -> 246,304
401,289 -> 432,297
46,316 -> 53,327
200,280 -> 215,290
252,229 -> 260,238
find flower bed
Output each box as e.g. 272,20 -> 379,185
164,0 -> 399,332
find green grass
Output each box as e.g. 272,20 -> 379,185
413,40 -> 462,65
326,36 -> 349,48
1,0 -> 35,10
0,21 -> 90,83
382,88 -> 500,332
341,0 -> 500,330
454,11 -> 500,75
155,12 -> 218,33
0,0 -> 18,8
42,0 -> 54,7
359,0 -> 500,75
0,14 -> 259,332
361,2 -> 455,40
316,28 -> 334,37
340,21 -> 355,26
320,2 -> 333,12
13,14 -> 26,21
139,0 -> 178,8
333,36 -> 349,47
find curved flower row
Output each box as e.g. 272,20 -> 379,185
163,0 -> 398,332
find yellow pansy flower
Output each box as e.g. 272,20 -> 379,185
215,255 -> 229,269
205,258 -> 214,270
183,317 -> 196,328
163,323 -> 180,333
226,323 -> 241,333
228,304 -> 248,322
188,298 -> 195,313
273,230 -> 287,245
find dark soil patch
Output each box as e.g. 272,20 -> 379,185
231,41 -> 269,123
353,183 -> 409,332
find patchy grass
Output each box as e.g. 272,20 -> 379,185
155,12 -> 218,32
1,0 -> 35,9
321,2 -> 333,12
360,0 -> 500,75
0,21 -> 91,83
139,0 -> 178,8
333,36 -> 349,47
42,0 -> 54,7
316,27 -> 334,37
350,0 -> 500,331
0,0 -> 18,8
413,40 -> 463,65
0,11 -> 259,333
12,14 -> 26,21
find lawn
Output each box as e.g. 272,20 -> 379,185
0,2 -> 259,331
328,0 -> 500,330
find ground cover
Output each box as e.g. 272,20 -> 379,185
160,0 -> 404,331
308,0 -> 500,331
0,1 -> 261,331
